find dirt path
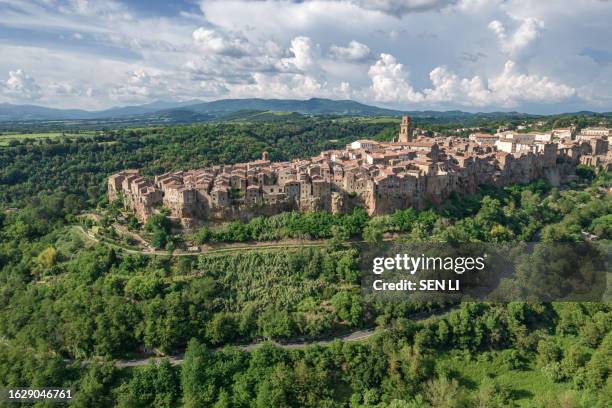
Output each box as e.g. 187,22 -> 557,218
113,223 -> 151,249
74,225 -> 330,257
74,223 -> 403,258
62,228 -> 450,368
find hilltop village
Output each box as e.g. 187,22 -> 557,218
108,117 -> 611,227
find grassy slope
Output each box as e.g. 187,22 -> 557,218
437,352 -> 590,407
0,131 -> 96,145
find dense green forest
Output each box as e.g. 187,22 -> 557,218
1,173 -> 610,406
0,120 -> 610,406
192,174 -> 611,245
0,120 -> 391,206
2,115 -> 609,207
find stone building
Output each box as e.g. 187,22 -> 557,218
398,115 -> 413,143
580,127 -> 611,138
108,117 -> 611,227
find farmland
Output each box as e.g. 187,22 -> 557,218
0,130 -> 97,146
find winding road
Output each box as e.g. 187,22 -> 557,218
114,309 -> 448,368
115,328 -> 379,368
71,224 -> 448,369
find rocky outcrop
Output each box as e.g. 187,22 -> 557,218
109,119 -> 610,227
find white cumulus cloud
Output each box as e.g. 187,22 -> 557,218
366,54 -> 575,107
198,80 -> 230,97
47,80 -> 92,97
488,17 -> 544,58
489,60 -> 576,107
107,70 -> 173,103
329,40 -> 372,62
277,36 -> 320,72
2,69 -> 42,101
0,0 -> 606,112
333,81 -> 354,98
192,27 -> 255,57
422,60 -> 575,107
233,72 -> 326,99
367,53 -> 424,103
424,66 -> 491,106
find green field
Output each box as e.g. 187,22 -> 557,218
0,131 -> 97,145
436,352 -> 575,406
335,116 -> 401,124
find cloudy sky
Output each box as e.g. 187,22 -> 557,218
0,0 -> 611,113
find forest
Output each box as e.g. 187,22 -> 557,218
192,172 -> 611,245
0,119 -> 392,207
0,119 -> 610,407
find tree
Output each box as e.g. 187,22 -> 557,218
258,309 -> 294,339
181,339 -> 216,407
591,214 -> 612,238
37,246 -> 58,269
213,389 -> 231,408
537,339 -> 562,367
329,225 -> 350,249
206,312 -> 238,345
476,196 -> 503,226
585,332 -> 612,389
145,214 -> 172,249
424,376 -> 468,408
153,359 -> 181,408
331,291 -> 362,326
363,224 -> 384,243
391,208 -> 418,232
72,361 -> 117,408
489,224 -> 515,242
576,165 -> 596,181
335,249 -> 360,283
474,377 -> 514,408
116,359 -> 179,408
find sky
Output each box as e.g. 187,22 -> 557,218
0,0 -> 611,113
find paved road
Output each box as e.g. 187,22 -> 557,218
114,309 -> 447,368
115,329 -> 379,368
72,224 -> 448,369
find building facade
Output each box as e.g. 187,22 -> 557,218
108,116 -> 611,227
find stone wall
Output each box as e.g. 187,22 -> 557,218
108,128 -> 611,227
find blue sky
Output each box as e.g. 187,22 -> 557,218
0,0 -> 611,113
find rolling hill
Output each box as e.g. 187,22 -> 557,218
1,98 -> 610,126
0,98 -> 401,122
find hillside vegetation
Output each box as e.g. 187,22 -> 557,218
0,119 -> 610,407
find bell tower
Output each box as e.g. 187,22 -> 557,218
398,115 -> 412,143
262,150 -> 270,161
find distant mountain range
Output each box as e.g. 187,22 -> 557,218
0,98 -> 610,124
0,98 -> 401,122
0,100 -> 202,121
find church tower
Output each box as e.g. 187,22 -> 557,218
398,115 -> 412,143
